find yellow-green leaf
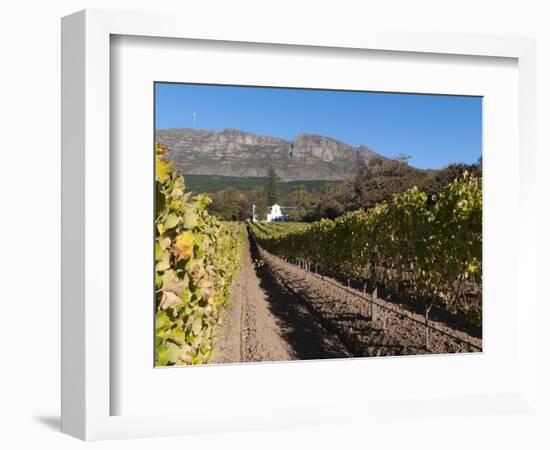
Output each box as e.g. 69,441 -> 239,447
164,214 -> 180,230
174,231 -> 194,260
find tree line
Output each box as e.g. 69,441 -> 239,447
206,155 -> 482,222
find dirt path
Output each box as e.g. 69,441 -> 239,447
212,234 -> 350,364
213,230 -> 481,364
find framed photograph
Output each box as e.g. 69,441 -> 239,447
62,9 -> 537,441
153,82 -> 483,367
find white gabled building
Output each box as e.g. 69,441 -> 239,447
252,203 -> 298,222
266,204 -> 288,222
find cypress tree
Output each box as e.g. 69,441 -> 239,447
265,166 -> 280,205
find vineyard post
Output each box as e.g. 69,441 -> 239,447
424,299 -> 433,351
363,281 -> 368,317
382,293 -> 392,329
425,307 -> 429,350
372,286 -> 378,322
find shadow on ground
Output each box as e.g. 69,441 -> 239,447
247,231 -> 350,360
34,415 -> 61,431
248,230 -> 446,358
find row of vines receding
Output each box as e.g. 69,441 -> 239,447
155,143 -> 246,366
252,172 -> 482,329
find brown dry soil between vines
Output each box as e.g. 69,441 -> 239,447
212,231 -> 481,364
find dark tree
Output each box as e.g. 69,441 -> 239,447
421,160 -> 482,202
265,166 -> 280,205
208,188 -> 250,221
348,156 -> 427,210
248,186 -> 267,221
285,184 -> 314,209
316,184 -> 350,219
284,184 -> 316,222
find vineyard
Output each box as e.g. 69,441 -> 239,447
155,140 -> 482,365
248,221 -> 311,239
155,143 -> 246,366
250,173 -> 482,348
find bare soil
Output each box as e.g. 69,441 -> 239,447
213,231 -> 481,364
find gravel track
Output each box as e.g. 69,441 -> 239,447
212,234 -> 349,364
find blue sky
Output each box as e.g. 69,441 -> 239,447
155,83 -> 482,170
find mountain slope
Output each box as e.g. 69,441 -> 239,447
156,128 -> 379,181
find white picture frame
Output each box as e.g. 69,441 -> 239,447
61,9 -> 538,441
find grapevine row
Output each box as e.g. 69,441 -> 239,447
155,143 -> 246,366
252,172 -> 482,328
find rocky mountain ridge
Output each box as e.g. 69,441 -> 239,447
156,128 -> 380,181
